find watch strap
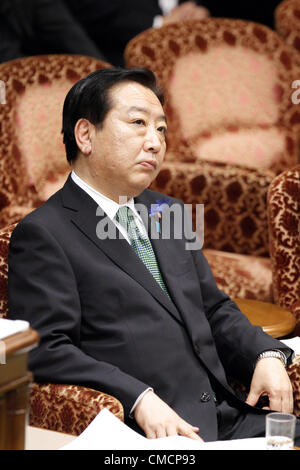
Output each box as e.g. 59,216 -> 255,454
256,349 -> 287,368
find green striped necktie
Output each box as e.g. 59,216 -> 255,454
116,206 -> 170,297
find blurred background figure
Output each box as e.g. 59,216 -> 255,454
0,0 -> 105,64
200,1 -> 282,29
64,0 -> 210,66
0,0 -> 284,65
201,0 -> 282,29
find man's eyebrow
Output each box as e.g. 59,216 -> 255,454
127,106 -> 167,122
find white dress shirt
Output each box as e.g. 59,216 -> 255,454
153,0 -> 179,27
71,170 -> 153,415
71,170 -> 148,242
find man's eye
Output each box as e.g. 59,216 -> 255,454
133,119 -> 145,125
158,126 -> 167,135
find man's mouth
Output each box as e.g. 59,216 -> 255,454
139,159 -> 157,169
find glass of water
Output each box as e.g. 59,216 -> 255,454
266,413 -> 296,450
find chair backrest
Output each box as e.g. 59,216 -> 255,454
0,54 -> 110,215
0,224 -> 16,318
275,0 -> 300,56
268,164 -> 300,325
125,19 -> 300,173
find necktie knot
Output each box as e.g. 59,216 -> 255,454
115,206 -> 139,241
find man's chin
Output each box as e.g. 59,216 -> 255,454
131,175 -> 157,194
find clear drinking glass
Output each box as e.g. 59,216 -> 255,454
266,413 -> 296,450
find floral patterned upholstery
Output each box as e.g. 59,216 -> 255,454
275,0 -> 300,58
0,224 -> 124,435
125,18 -> 300,301
29,383 -> 123,436
152,160 -> 275,257
0,54 -> 111,229
151,159 -> 275,301
203,250 -> 273,302
125,19 -> 300,172
268,165 -> 300,330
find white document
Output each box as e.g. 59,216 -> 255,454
281,337 -> 300,356
61,409 -> 266,450
0,317 -> 30,340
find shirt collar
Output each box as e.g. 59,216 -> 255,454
71,170 -> 142,223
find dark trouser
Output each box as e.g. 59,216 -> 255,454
216,399 -> 300,446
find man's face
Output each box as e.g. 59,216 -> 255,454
87,81 -> 167,201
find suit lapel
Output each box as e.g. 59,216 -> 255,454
61,176 -> 184,326
135,192 -> 189,324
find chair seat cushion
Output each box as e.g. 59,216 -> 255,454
203,249 -> 273,302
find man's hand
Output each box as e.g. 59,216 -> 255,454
134,390 -> 203,441
162,2 -> 210,26
245,358 -> 294,413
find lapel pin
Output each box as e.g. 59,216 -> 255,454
149,197 -> 171,234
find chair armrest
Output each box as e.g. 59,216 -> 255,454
29,382 -> 124,436
150,159 -> 276,256
267,165 -> 300,329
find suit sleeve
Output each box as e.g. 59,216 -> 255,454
8,220 -> 149,417
186,220 -> 294,385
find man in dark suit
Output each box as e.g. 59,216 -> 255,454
8,67 -> 300,443
0,0 -> 105,64
64,0 -> 209,66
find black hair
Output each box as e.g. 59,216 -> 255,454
62,67 -> 164,163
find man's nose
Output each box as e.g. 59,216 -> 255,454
144,128 -> 161,153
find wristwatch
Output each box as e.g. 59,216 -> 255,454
256,350 -> 287,368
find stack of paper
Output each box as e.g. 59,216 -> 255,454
61,409 -> 267,450
281,337 -> 300,356
0,318 -> 30,340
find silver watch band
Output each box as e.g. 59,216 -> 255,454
256,350 -> 287,368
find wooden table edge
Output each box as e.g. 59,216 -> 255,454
3,328 -> 40,356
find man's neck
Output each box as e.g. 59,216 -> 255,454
71,167 -> 133,204
72,170 -> 131,204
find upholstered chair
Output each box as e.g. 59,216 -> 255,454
124,18 -> 300,301
275,0 -> 300,59
0,54 -> 110,229
268,164 -> 300,333
0,223 -> 124,435
1,223 -> 299,425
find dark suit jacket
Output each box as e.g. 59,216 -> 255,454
0,0 -> 104,64
8,174 -> 292,441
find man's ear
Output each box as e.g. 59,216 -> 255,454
74,118 -> 92,155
